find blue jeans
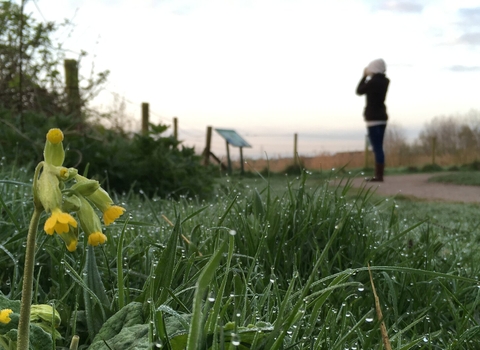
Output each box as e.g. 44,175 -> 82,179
367,124 -> 386,164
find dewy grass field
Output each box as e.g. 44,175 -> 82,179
1,152 -> 480,348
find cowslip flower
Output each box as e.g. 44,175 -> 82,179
102,205 -> 125,226
0,309 -> 13,324
75,175 -> 125,225
44,208 -> 77,235
34,128 -> 123,252
44,208 -> 79,251
57,231 -> 78,252
19,127 -> 122,350
88,232 -> 108,247
76,195 -> 108,247
35,129 -> 80,251
44,128 -> 65,166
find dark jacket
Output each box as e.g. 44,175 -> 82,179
356,73 -> 389,121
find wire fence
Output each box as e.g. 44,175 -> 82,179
94,89 -> 480,173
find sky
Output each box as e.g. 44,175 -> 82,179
21,0 -> 480,159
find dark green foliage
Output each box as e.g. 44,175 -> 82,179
72,123 -> 217,198
421,163 -> 443,172
0,1 -> 64,115
461,160 -> 480,171
0,2 -> 108,121
283,163 -> 303,175
0,108 -> 77,167
0,109 -> 217,198
86,125 -> 217,198
406,165 -> 420,173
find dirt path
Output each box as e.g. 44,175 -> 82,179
344,173 -> 480,203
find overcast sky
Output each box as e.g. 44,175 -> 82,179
23,0 -> 480,158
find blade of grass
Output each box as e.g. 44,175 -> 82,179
116,218 -> 129,309
206,234 -> 235,333
186,237 -> 228,350
137,214 -> 181,305
368,263 -> 392,350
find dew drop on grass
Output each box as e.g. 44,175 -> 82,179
231,333 -> 240,346
365,317 -> 374,323
229,230 -> 237,236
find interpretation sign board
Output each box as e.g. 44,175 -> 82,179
214,128 -> 251,174
215,129 -> 251,148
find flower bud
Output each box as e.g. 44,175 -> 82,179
63,194 -> 82,212
37,164 -> 63,213
57,226 -> 79,252
44,129 -> 65,166
70,178 -> 100,197
75,175 -> 125,225
76,196 -> 106,247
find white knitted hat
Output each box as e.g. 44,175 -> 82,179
366,58 -> 386,75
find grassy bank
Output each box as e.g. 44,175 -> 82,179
1,167 -> 479,349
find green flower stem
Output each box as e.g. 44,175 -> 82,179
17,206 -> 42,350
18,163 -> 44,350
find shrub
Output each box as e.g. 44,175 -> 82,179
406,165 -> 419,173
421,163 -> 443,172
75,124 -> 218,198
0,109 -> 218,198
462,160 -> 480,171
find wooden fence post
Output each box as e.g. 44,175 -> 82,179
173,117 -> 178,141
294,133 -> 298,167
239,147 -> 245,175
204,126 -> 212,166
64,59 -> 82,123
141,103 -> 149,135
226,141 -> 232,175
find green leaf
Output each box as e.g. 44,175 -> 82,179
186,238 -> 228,350
83,245 -> 111,341
89,302 -> 145,350
140,214 -> 181,306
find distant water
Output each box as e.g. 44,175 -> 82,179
184,131 -> 366,160
182,126 -> 420,160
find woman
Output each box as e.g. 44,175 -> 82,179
356,58 -> 390,182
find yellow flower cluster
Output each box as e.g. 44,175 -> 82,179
104,205 -> 126,226
88,232 -> 108,246
0,309 -> 12,324
35,128 -> 126,252
44,209 -> 77,235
